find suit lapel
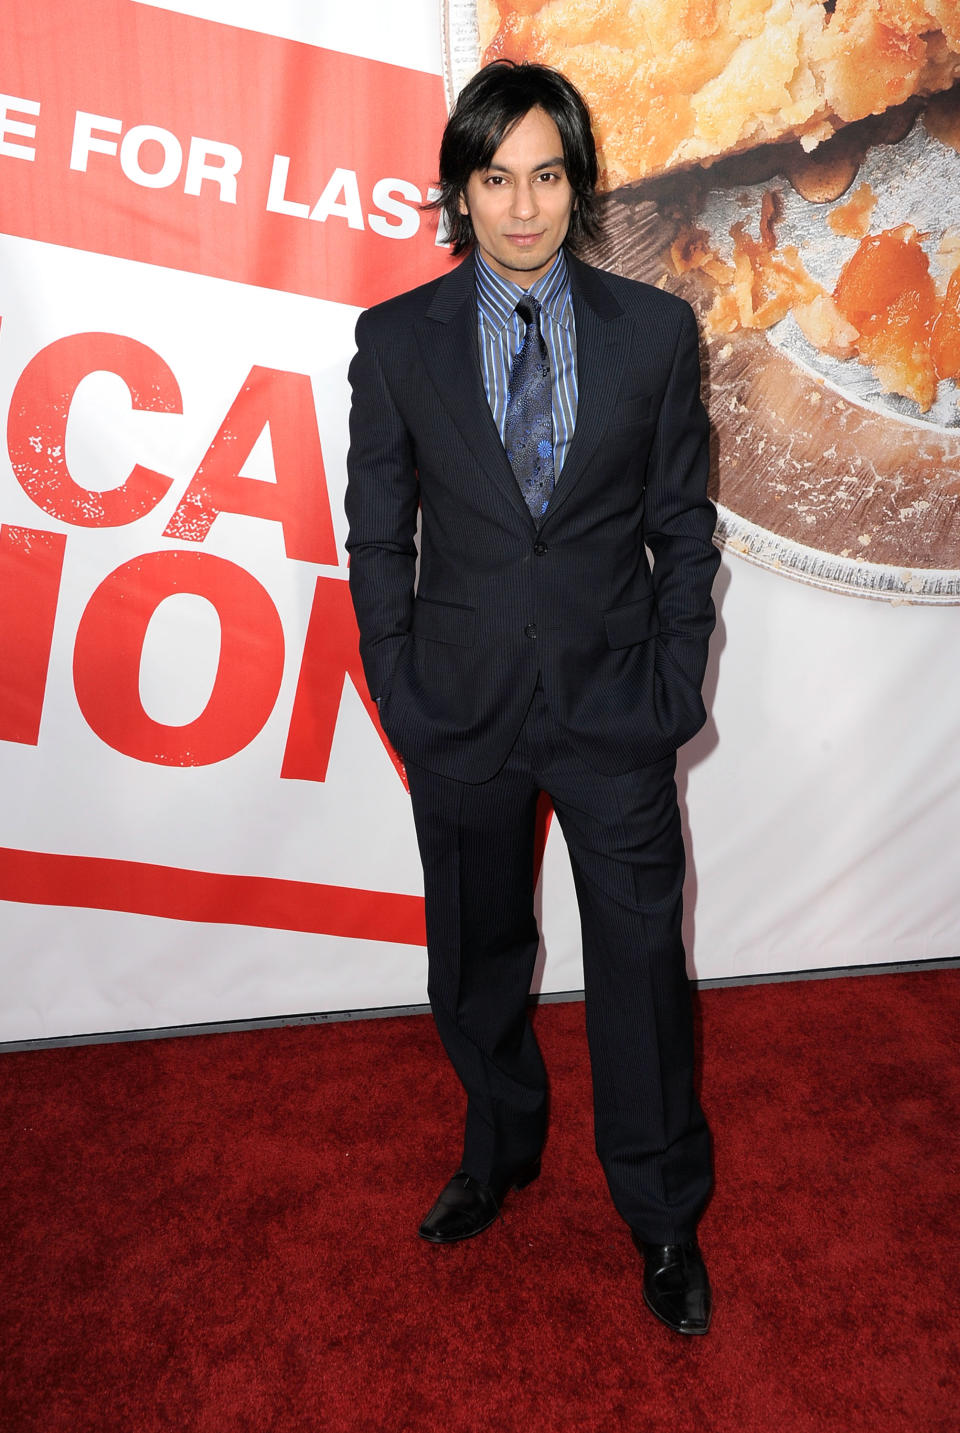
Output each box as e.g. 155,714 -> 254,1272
542,253 -> 631,527
415,255 -> 531,521
413,251 -> 632,528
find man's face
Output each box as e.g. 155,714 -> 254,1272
459,106 -> 575,288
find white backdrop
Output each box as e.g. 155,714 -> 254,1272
1,0 -> 958,1043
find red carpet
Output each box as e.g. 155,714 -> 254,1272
2,970 -> 958,1432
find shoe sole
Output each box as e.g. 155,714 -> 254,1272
417,1210 -> 500,1244
642,1287 -> 711,1336
417,1162 -> 541,1244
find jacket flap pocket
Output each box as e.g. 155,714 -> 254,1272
412,597 -> 477,646
603,595 -> 659,649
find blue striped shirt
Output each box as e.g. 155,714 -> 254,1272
475,250 -> 578,479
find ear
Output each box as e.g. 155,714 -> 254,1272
457,190 -> 469,217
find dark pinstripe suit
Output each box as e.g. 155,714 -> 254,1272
345,250 -> 719,1242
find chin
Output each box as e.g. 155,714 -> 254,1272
499,248 -> 552,270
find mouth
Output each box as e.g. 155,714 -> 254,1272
504,232 -> 546,247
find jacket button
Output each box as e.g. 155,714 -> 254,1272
524,623 -> 538,639
533,541 -> 547,555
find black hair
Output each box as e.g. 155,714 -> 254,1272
430,60 -> 600,255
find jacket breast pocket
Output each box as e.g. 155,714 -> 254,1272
603,594 -> 660,649
412,596 -> 477,646
611,392 -> 655,429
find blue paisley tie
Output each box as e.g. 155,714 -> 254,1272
504,294 -> 554,521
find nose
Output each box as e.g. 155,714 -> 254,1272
510,179 -> 538,221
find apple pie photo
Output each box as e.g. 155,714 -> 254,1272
445,0 -> 960,600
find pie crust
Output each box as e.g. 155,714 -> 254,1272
479,0 -> 960,189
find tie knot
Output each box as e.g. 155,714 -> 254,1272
515,294 -> 541,327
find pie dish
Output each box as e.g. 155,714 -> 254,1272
443,0 -> 960,600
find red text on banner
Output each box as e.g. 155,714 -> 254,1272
7,333 -> 180,526
73,550 -> 286,766
165,367 -> 337,565
282,574 -> 408,788
0,524 -> 67,745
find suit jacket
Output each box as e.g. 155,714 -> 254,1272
345,250 -> 720,783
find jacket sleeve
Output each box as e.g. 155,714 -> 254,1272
644,301 -> 720,694
344,309 -> 420,702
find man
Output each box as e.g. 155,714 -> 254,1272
345,61 -> 720,1337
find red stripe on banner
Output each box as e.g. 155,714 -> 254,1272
0,847 -> 427,946
1,0 -> 453,308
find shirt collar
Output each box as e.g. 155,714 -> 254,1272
475,249 -> 573,333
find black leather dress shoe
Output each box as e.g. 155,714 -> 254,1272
418,1161 -> 540,1244
633,1235 -> 712,1335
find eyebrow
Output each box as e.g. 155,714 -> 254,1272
484,156 -> 566,174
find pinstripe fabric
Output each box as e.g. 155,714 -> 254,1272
346,249 -> 719,1243
405,682 -> 711,1242
474,250 -> 577,478
345,250 -> 719,781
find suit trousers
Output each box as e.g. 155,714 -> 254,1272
404,682 -> 712,1243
